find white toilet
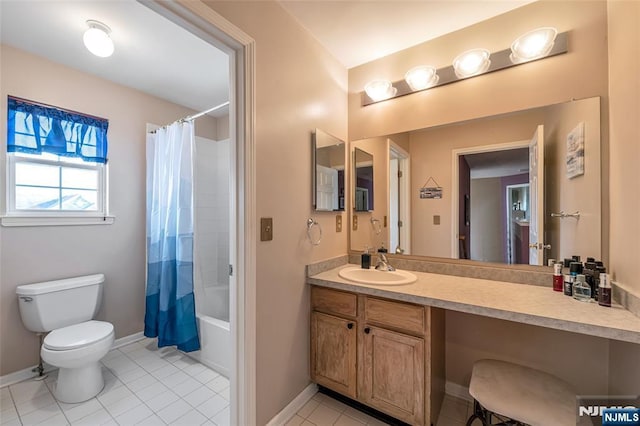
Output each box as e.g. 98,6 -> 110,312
16,274 -> 114,403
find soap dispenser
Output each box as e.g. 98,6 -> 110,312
361,246 -> 371,269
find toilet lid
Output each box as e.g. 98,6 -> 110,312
44,320 -> 114,350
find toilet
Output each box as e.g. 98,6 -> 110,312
16,274 -> 114,403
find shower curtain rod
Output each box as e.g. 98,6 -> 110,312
148,101 -> 230,134
181,101 -> 230,122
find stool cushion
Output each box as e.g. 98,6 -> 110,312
469,359 -> 576,426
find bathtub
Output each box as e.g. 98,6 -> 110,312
189,313 -> 231,378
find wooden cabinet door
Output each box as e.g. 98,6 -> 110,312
311,312 -> 357,399
362,326 -> 424,425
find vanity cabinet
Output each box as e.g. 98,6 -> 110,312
311,286 -> 445,426
311,287 -> 358,398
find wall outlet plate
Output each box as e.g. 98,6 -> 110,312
433,215 -> 441,225
260,217 -> 273,241
352,215 -> 358,231
336,215 -> 342,232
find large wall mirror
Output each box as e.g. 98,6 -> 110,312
348,96 -> 602,267
312,128 -> 345,211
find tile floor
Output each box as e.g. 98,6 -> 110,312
286,392 -> 472,426
0,338 -> 230,426
1,337 -> 471,426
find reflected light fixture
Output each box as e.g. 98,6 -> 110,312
510,27 -> 558,64
453,48 -> 491,79
404,66 -> 439,91
83,20 -> 114,58
364,80 -> 397,102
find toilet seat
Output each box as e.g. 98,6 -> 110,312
44,320 -> 113,351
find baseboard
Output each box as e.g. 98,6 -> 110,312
0,331 -> 145,388
266,383 -> 318,426
112,331 -> 145,349
445,381 -> 472,402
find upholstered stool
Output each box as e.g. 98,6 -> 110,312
466,359 -> 577,426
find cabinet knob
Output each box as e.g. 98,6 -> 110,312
347,323 -> 354,329
364,327 -> 371,334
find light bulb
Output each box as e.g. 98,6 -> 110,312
405,66 -> 439,91
510,27 -> 558,63
364,80 -> 397,102
453,49 -> 491,79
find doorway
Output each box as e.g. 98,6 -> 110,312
142,2 -> 256,424
389,140 -> 411,254
452,141 -> 529,261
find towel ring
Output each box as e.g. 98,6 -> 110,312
307,218 -> 322,245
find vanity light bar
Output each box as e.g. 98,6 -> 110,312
361,31 -> 568,106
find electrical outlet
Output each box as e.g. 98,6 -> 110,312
433,215 -> 441,225
352,215 -> 358,231
336,215 -> 342,232
260,217 -> 273,241
384,215 -> 387,227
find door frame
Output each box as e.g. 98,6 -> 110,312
140,1 -> 256,424
451,140 -> 528,259
387,140 -> 411,254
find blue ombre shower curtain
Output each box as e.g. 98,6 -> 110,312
144,121 -> 200,352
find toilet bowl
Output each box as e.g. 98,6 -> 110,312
41,320 -> 115,403
16,274 -> 115,403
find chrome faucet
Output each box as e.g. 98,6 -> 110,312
375,253 -> 396,271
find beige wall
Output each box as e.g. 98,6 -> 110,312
544,97 -> 602,262
446,311 -> 610,395
470,178 -> 503,263
348,1 -> 608,140
200,2 -> 348,424
0,44 -> 218,375
606,0 -> 640,397
608,0 -> 640,295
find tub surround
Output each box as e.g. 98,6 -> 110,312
308,265 -> 640,345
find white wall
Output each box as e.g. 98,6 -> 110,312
194,136 -> 230,321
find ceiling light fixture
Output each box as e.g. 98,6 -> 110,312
364,80 -> 397,102
453,48 -> 491,79
404,66 -> 439,91
83,20 -> 114,58
510,27 -> 558,64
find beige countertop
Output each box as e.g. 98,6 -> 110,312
308,265 -> 640,345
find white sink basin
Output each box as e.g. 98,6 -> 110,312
338,266 -> 417,285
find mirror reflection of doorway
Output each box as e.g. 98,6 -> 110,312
458,147 -> 529,263
389,141 -> 410,254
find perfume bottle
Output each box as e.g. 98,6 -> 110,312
598,273 -> 612,307
553,263 -> 563,292
573,274 -> 592,302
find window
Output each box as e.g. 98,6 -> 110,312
4,96 -> 111,224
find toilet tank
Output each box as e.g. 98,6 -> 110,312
16,274 -> 105,333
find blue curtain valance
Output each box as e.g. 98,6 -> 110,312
7,96 -> 108,164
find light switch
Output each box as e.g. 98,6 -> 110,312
352,215 -> 358,231
384,215 -> 387,227
433,215 -> 440,225
336,215 -> 342,232
260,217 -> 273,241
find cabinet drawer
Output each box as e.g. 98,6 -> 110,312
364,297 -> 425,335
312,286 -> 357,318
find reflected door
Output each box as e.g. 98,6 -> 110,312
529,125 -> 545,265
